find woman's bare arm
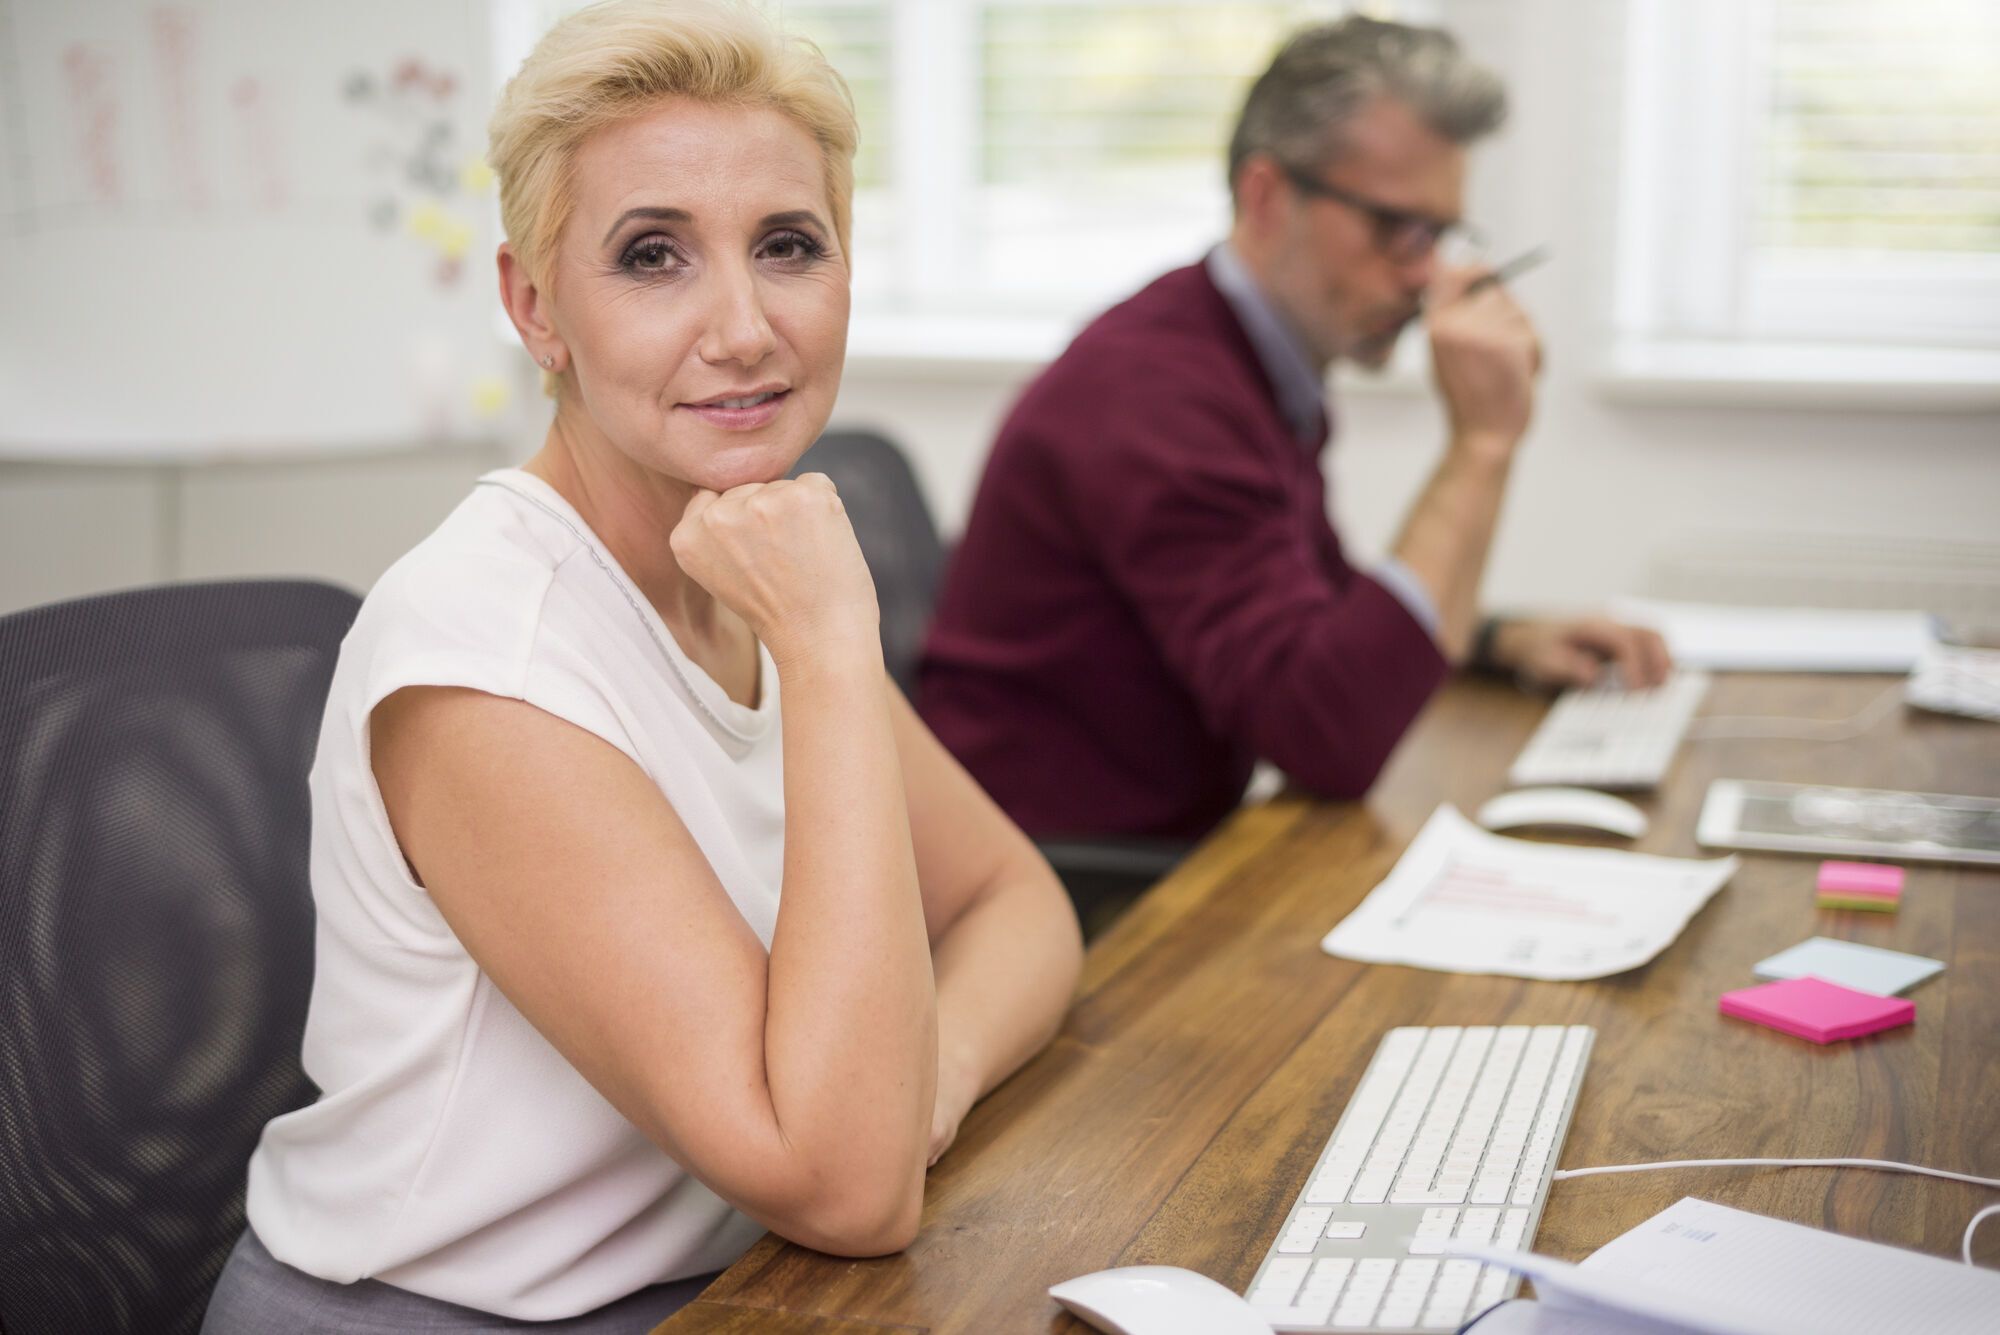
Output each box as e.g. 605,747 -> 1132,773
890,689 -> 1084,1163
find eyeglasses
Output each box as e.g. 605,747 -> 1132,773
1279,163 -> 1479,264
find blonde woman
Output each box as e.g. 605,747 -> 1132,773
201,3 -> 1083,1329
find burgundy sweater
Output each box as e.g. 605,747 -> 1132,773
916,262 -> 1450,842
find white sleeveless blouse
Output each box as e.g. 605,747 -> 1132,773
246,470 -> 779,1319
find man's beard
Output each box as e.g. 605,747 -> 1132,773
1347,321 -> 1409,369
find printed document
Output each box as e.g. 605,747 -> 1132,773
1321,806 -> 1737,980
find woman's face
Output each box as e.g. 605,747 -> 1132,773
544,97 -> 849,493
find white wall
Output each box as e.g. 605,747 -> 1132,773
3,0 -> 1994,619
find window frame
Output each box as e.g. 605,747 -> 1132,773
1607,0 -> 2000,404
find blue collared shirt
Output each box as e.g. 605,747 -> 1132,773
1203,243 -> 1442,640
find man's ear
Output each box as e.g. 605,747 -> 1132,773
1233,154 -> 1291,241
498,242 -> 566,375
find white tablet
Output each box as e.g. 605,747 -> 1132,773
1697,780 -> 2000,867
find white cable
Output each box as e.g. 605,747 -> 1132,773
1965,1204 -> 2000,1267
1553,1156 -> 2000,1189
1685,681 -> 1904,741
1550,1156 -> 2000,1267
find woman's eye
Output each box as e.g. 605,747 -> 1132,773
623,237 -> 677,271
763,231 -> 822,264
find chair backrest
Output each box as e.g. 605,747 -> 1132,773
792,430 -> 946,694
0,580 -> 361,1335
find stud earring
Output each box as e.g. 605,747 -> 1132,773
541,354 -> 555,369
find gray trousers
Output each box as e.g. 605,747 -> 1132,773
201,1229 -> 716,1334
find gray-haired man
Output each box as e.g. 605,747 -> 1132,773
919,18 -> 1671,845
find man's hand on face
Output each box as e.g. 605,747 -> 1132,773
1426,262 -> 1543,459
1487,616 -> 1674,691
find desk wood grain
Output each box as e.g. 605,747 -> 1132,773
661,675 -> 1999,1333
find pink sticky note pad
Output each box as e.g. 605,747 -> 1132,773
1817,861 -> 1904,897
1719,976 -> 1914,1044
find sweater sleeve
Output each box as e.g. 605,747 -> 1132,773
1068,355 -> 1451,800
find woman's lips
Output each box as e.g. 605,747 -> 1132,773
679,389 -> 789,430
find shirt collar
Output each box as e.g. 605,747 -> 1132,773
1205,242 -> 1329,446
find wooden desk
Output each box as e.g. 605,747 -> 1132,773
661,675 -> 2000,1333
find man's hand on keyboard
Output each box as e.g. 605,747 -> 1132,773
1488,616 -> 1672,691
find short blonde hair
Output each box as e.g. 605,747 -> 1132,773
489,0 -> 858,297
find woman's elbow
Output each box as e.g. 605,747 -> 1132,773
783,1176 -> 923,1256
1036,859 -> 1087,979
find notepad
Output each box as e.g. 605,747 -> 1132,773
1817,860 -> 1904,895
1720,976 -> 1913,1044
1753,936 -> 1942,996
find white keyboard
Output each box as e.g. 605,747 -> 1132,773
1907,644 -> 2000,722
1245,1024 -> 1594,1333
1508,671 -> 1710,789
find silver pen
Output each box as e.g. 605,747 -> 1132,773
1416,244 -> 1551,315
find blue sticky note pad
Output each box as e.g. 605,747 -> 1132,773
1752,937 -> 1943,997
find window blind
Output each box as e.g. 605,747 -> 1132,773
1760,0 -> 2000,256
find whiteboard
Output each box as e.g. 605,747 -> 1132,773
0,0 -> 517,458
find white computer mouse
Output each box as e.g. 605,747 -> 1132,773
1476,787 -> 1649,839
1048,1265 -> 1273,1335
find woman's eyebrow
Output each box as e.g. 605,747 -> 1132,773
601,206 -> 690,246
760,209 -> 827,231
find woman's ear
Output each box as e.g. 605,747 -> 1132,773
498,242 -> 566,375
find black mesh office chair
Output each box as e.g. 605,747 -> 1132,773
0,580 -> 361,1335
794,430 -> 1185,935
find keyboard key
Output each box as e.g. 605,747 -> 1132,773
1393,1258 -> 1439,1290
1250,1257 -> 1310,1304
1296,1291 -> 1338,1324
1424,1292 -> 1473,1327
1437,1259 -> 1481,1290
1332,1295 -> 1382,1328
1303,1258 -> 1353,1295
1350,1178 -> 1391,1205
1305,1174 -> 1352,1204
1256,1300 -> 1333,1327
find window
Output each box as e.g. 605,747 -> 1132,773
1616,0 -> 2000,356
496,1 -> 1438,353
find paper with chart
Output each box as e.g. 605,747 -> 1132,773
1321,806 -> 1737,980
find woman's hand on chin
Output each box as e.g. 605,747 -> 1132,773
668,473 -> 881,673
